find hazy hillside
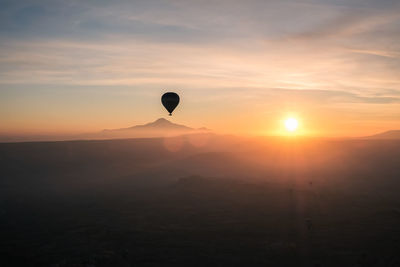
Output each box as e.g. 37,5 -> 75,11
364,130 -> 400,139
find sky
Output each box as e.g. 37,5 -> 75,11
1,0 -> 400,137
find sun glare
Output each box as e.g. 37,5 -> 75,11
284,118 -> 298,132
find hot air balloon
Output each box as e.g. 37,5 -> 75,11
161,92 -> 180,116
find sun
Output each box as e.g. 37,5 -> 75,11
284,118 -> 298,132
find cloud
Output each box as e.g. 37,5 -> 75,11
1,34 -> 399,102
1,0 -> 400,126
347,49 -> 400,59
267,88 -> 400,104
281,8 -> 400,42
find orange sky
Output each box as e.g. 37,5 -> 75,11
1,0 -> 400,138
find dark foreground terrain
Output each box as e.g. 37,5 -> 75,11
1,135 -> 400,266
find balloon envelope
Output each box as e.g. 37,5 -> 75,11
161,92 -> 180,115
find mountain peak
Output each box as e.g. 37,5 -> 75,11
129,118 -> 193,131
150,118 -> 173,125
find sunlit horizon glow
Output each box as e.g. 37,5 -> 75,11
1,0 -> 400,140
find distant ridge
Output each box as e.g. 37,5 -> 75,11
95,118 -> 210,139
0,118 -> 210,143
364,130 -> 400,139
103,118 -> 193,132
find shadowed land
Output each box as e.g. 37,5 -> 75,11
1,135 -> 400,266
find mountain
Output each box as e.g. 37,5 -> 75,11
93,118 -> 209,139
106,118 -> 193,132
364,130 -> 400,139
0,119 -> 210,143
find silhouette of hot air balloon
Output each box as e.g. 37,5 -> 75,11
161,92 -> 180,116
